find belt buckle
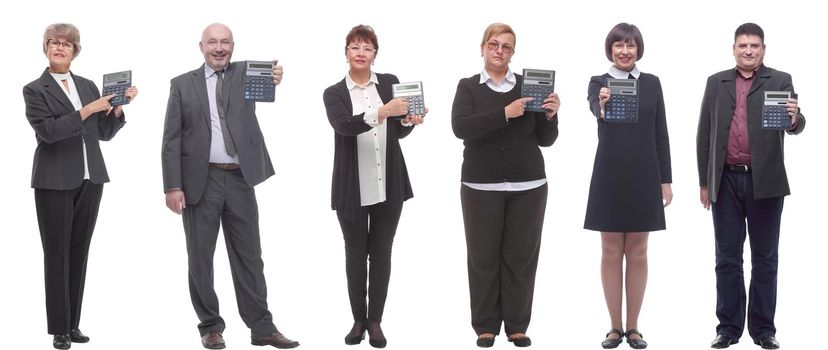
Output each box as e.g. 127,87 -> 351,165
734,164 -> 748,172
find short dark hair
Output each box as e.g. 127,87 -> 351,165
604,22 -> 643,62
734,22 -> 764,43
345,24 -> 378,54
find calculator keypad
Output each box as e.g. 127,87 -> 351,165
405,95 -> 425,116
521,84 -> 553,112
605,95 -> 638,123
762,105 -> 791,130
102,84 -> 129,106
244,76 -> 275,102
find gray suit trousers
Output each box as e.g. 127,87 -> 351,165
182,167 -> 277,337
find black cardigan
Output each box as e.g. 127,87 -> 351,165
323,73 -> 414,221
451,74 -> 558,183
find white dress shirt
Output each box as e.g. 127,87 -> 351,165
346,72 -> 388,206
608,64 -> 641,79
50,71 -> 89,180
204,65 -> 239,164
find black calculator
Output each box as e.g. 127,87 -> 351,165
102,70 -> 131,106
392,81 -> 425,116
521,68 -> 555,112
762,91 -> 793,130
243,60 -> 276,102
605,78 -> 638,123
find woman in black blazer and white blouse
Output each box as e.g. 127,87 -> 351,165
23,23 -> 137,350
322,24 -> 424,348
452,23 -> 560,348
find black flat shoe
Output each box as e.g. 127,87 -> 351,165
710,334 -> 739,349
70,329 -> 90,343
367,322 -> 386,348
601,328 -> 624,349
625,329 -> 648,349
344,321 -> 366,345
754,335 -> 780,349
476,335 -> 495,348
53,334 -> 71,349
507,335 -> 532,347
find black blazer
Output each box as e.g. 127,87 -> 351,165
322,73 -> 414,221
162,62 -> 275,204
697,65 -> 806,201
24,69 -> 125,190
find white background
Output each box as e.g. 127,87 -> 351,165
1,1 -> 824,349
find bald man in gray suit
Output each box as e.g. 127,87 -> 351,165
161,23 -> 298,349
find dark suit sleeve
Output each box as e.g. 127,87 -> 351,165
533,112 -> 558,147
783,75 -> 806,135
697,75 -> 716,187
23,85 -> 84,144
587,76 -> 604,119
323,85 -> 372,136
653,76 -> 672,183
451,79 -> 508,140
161,79 -> 184,192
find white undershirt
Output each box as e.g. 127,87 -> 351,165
50,71 -> 89,180
347,72 -> 387,206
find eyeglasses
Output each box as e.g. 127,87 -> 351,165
485,41 -> 514,54
47,39 -> 74,50
347,46 -> 376,55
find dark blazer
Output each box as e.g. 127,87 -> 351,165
162,62 -> 275,204
697,65 -> 805,201
24,68 -> 125,190
322,73 -> 414,221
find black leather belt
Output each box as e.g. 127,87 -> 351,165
725,164 -> 751,173
209,163 -> 240,170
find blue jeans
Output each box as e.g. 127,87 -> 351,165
712,170 -> 783,340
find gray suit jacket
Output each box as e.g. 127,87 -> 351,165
24,69 -> 126,190
162,62 -> 274,204
697,65 -> 806,202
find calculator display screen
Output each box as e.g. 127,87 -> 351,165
527,72 -> 550,78
610,81 -> 635,87
767,93 -> 788,99
397,84 -> 419,91
249,63 -> 271,69
105,72 -> 129,82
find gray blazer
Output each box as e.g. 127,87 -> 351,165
697,65 -> 806,202
24,69 -> 125,190
162,62 -> 274,205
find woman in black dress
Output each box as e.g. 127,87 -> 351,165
585,23 -> 672,350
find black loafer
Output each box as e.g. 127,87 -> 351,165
70,329 -> 89,343
710,334 -> 739,349
625,329 -> 647,349
601,328 -> 624,349
367,322 -> 386,348
754,335 -> 780,349
477,335 -> 495,348
507,335 -> 531,347
344,321 -> 366,345
53,334 -> 71,349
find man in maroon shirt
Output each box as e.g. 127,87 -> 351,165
696,23 -> 806,350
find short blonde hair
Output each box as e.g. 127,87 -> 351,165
42,23 -> 81,58
480,23 -> 516,49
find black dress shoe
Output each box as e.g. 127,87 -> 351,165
344,321 -> 366,345
367,322 -> 387,348
625,329 -> 648,349
507,335 -> 532,347
251,332 -> 299,349
476,335 -> 495,348
53,334 -> 71,349
710,334 -> 739,349
601,328 -> 624,349
754,335 -> 780,349
202,331 -> 226,349
70,329 -> 90,343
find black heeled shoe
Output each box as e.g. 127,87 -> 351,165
53,334 -> 71,349
625,329 -> 648,349
476,334 -> 495,348
367,322 -> 387,348
507,334 -> 532,347
344,321 -> 366,345
601,328 -> 624,349
70,329 -> 90,343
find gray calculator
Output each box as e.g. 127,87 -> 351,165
762,91 -> 792,130
102,70 -> 131,106
605,78 -> 638,123
243,61 -> 276,102
392,81 -> 425,116
521,69 -> 555,112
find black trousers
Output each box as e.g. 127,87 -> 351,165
182,167 -> 277,337
35,180 -> 103,335
461,184 -> 547,336
336,200 -> 403,323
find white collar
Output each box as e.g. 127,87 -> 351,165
346,71 -> 379,90
480,68 -> 516,85
608,65 -> 641,79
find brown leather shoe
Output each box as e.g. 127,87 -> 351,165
201,331 -> 226,349
251,332 -> 300,348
